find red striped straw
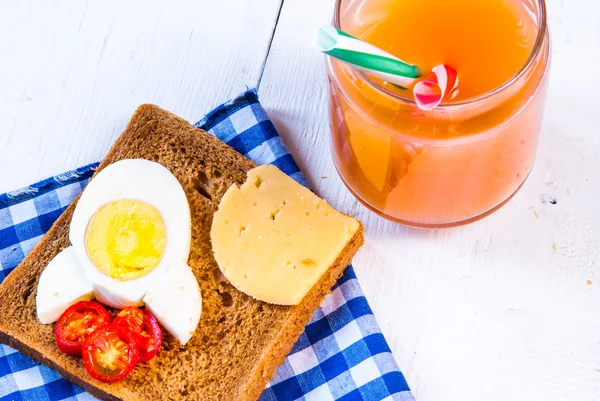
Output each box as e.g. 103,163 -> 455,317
413,65 -> 459,111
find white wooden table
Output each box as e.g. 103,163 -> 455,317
1,1 -> 599,400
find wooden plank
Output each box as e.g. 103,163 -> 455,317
0,0 -> 282,193
258,0 -> 600,400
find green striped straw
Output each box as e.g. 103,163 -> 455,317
313,25 -> 421,88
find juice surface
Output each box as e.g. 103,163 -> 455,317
343,0 -> 536,101
329,0 -> 549,226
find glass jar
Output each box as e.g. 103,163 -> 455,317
327,0 -> 551,228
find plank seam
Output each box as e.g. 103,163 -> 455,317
257,0 -> 285,88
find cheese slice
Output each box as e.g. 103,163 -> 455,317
211,165 -> 360,305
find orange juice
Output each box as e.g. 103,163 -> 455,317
328,0 -> 550,227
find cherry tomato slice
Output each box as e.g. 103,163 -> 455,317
113,307 -> 162,362
135,309 -> 162,362
54,301 -> 112,356
112,307 -> 144,333
82,325 -> 139,382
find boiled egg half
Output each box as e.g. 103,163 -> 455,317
36,159 -> 201,345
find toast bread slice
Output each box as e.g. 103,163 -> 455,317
0,105 -> 364,401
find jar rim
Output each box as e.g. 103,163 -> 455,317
332,0 -> 549,109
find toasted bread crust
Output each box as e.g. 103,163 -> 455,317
0,104 -> 364,401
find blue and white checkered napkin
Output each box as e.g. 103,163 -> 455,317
0,90 -> 414,401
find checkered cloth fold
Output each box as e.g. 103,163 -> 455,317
0,90 -> 414,401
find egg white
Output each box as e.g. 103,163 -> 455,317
69,159 -> 192,308
36,246 -> 94,324
143,261 -> 202,345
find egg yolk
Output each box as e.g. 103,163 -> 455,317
85,200 -> 167,281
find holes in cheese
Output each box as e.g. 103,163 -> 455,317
210,165 -> 360,305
